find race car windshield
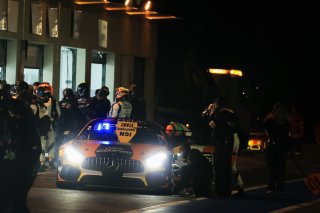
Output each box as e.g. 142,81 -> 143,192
78,122 -> 164,145
130,129 -> 164,145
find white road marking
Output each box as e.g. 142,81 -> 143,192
242,178 -> 304,192
269,198 -> 320,213
123,178 -> 306,213
122,198 -> 207,213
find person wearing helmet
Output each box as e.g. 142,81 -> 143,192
75,83 -> 91,125
109,87 -> 132,118
36,83 -> 61,169
165,121 -> 191,150
50,88 -> 82,168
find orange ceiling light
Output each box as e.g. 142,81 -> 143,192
144,0 -> 151,11
104,0 -> 138,11
209,68 -> 243,77
75,0 -> 109,5
145,15 -> 176,20
126,11 -> 157,15
126,0 -> 154,15
229,69 -> 243,77
209,69 -> 229,75
124,0 -> 131,6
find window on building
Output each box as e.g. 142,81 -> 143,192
0,39 -> 6,80
23,44 -> 44,85
0,0 -> 7,31
90,51 -> 106,96
48,7 -> 58,37
31,3 -> 43,35
60,47 -> 77,95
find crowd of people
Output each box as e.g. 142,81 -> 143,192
0,80 -> 146,212
1,78 -> 320,211
170,96 -> 317,199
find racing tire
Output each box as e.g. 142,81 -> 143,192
157,165 -> 175,195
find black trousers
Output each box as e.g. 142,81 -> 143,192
266,143 -> 288,191
214,140 -> 234,197
12,151 -> 40,213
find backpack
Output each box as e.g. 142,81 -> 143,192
34,104 -> 51,136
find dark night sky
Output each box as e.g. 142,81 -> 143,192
153,1 -> 320,114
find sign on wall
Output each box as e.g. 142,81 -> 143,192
98,19 -> 108,48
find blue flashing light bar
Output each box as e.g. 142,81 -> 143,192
101,141 -> 112,145
94,122 -> 110,131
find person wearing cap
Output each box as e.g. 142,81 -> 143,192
109,87 -> 132,118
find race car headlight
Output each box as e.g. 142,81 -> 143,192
64,147 -> 85,165
145,152 -> 167,170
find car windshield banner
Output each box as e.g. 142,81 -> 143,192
116,121 -> 138,143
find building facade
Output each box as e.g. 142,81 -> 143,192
0,0 -> 158,120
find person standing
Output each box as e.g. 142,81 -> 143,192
0,97 -> 41,213
231,132 -> 245,196
109,87 -> 132,118
128,84 -> 146,120
75,82 -> 91,124
50,88 -> 82,168
204,96 -> 237,198
263,102 -> 290,194
86,88 -> 111,119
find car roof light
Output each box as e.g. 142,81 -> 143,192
94,122 -> 110,131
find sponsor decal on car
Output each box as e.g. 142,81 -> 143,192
116,121 -> 138,143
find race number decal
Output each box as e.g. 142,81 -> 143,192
116,121 -> 138,143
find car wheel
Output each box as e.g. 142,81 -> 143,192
158,167 -> 175,195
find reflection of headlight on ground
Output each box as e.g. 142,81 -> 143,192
65,147 -> 85,165
145,152 -> 167,170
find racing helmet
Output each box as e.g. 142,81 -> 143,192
15,81 -> 29,93
165,123 -> 175,137
76,82 -> 89,97
38,82 -> 53,95
166,121 -> 192,137
36,86 -> 51,102
115,87 -> 129,100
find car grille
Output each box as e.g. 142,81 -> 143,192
82,157 -> 144,173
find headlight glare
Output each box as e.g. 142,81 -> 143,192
65,147 -> 84,165
145,152 -> 167,170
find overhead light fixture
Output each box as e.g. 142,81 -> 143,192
146,15 -> 176,20
105,0 -> 138,11
126,0 -> 154,15
209,68 -> 243,77
229,69 -> 243,77
209,69 -> 229,75
124,0 -> 131,7
144,0 -> 151,11
105,7 -> 125,11
75,0 -> 110,5
126,11 -> 157,15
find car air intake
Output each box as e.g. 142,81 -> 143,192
82,157 -> 144,173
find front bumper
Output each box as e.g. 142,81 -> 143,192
57,163 -> 170,189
